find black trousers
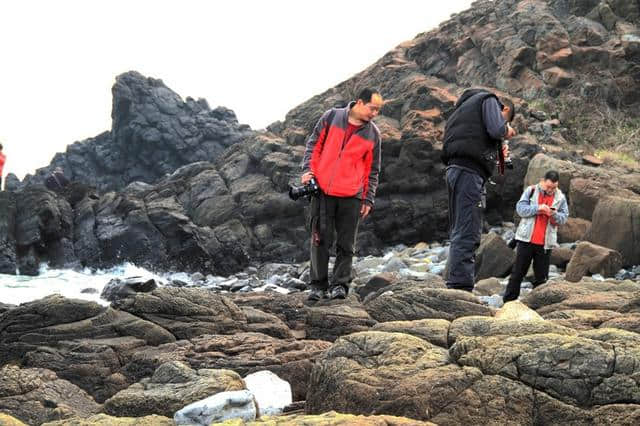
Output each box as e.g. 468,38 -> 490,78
503,241 -> 551,302
309,193 -> 361,291
445,167 -> 484,292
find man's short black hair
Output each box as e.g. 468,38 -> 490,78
501,98 -> 516,122
357,88 -> 380,104
0,143 -> 3,150
544,170 -> 560,182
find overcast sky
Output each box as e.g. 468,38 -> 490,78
0,0 -> 473,179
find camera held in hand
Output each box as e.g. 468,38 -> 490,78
289,177 -> 320,200
503,140 -> 514,170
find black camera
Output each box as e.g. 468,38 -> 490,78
288,177 -> 320,200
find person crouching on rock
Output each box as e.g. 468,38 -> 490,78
503,170 -> 568,303
441,89 -> 516,292
45,166 -> 70,193
300,88 -> 383,301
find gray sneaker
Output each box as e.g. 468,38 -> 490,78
329,285 -> 347,300
307,288 -> 325,301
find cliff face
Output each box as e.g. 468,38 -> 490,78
3,0 -> 640,274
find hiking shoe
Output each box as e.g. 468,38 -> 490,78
329,285 -> 347,300
307,288 -> 325,302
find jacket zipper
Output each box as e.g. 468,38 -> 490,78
326,120 -> 363,194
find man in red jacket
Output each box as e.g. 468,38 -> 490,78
0,143 -> 5,190
301,88 -> 383,301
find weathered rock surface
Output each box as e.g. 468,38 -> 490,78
372,319 -> 450,348
586,196 -> 640,266
103,361 -> 245,418
121,332 -> 331,402
558,217 -> 591,243
42,414 -> 174,426
0,365 -> 100,425
219,411 -> 436,425
565,241 -> 624,282
475,232 -> 515,280
0,413 -> 27,426
364,285 -> 492,322
523,280 -> 640,314
304,300 -> 376,342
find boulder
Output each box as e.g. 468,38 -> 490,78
558,217 -> 591,243
0,365 -> 100,426
473,277 -> 503,296
304,301 -> 377,342
0,191 -> 17,274
0,414 -> 26,426
305,331 -> 451,418
448,315 -> 574,346
101,277 -> 159,302
372,319 -> 450,348
104,361 -> 245,417
475,233 -> 515,280
122,333 -> 331,402
565,242 -> 624,282
550,246 -> 574,267
364,285 -> 491,322
112,288 -> 249,339
174,390 -> 257,425
355,273 -> 398,300
523,280 -> 640,314
543,309 -> 624,330
243,371 -> 292,416
0,295 -> 174,365
494,300 -> 544,321
586,196 -> 640,266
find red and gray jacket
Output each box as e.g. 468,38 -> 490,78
301,102 -> 382,206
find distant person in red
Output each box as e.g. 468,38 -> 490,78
301,88 -> 383,301
503,170 -> 569,302
0,143 -> 5,190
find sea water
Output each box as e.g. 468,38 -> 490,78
0,263 -> 194,306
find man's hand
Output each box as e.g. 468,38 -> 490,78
301,172 -> 314,184
502,143 -> 510,159
361,204 -> 372,218
506,124 -> 516,139
538,204 -> 552,216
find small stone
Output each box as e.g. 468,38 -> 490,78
80,288 -> 99,294
582,155 -> 603,166
191,272 -> 205,281
382,257 -> 408,273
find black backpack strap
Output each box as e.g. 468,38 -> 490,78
528,186 -> 535,201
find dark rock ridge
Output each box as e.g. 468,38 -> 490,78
2,0 -> 640,274
22,71 -> 253,193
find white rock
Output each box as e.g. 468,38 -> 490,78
243,371 -> 292,416
174,390 -> 256,425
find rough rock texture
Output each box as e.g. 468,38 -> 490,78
525,279 -> 640,309
475,232 -> 516,280
0,365 -> 100,426
558,217 -> 591,243
121,332 -> 331,402
565,241 -> 624,282
372,319 -> 450,348
304,300 -> 377,342
103,361 -> 245,418
0,414 -> 26,426
364,284 -> 492,322
217,411 -> 436,425
24,71 -> 253,193
41,414 -> 174,426
586,196 -> 640,266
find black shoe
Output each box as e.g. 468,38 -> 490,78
307,288 -> 325,301
329,286 -> 347,300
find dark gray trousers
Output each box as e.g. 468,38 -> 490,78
445,166 -> 484,291
309,193 -> 361,291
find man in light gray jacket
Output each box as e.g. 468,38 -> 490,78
503,170 -> 569,302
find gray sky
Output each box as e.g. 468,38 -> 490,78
0,0 -> 473,179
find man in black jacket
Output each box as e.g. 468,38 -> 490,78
441,89 -> 516,292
